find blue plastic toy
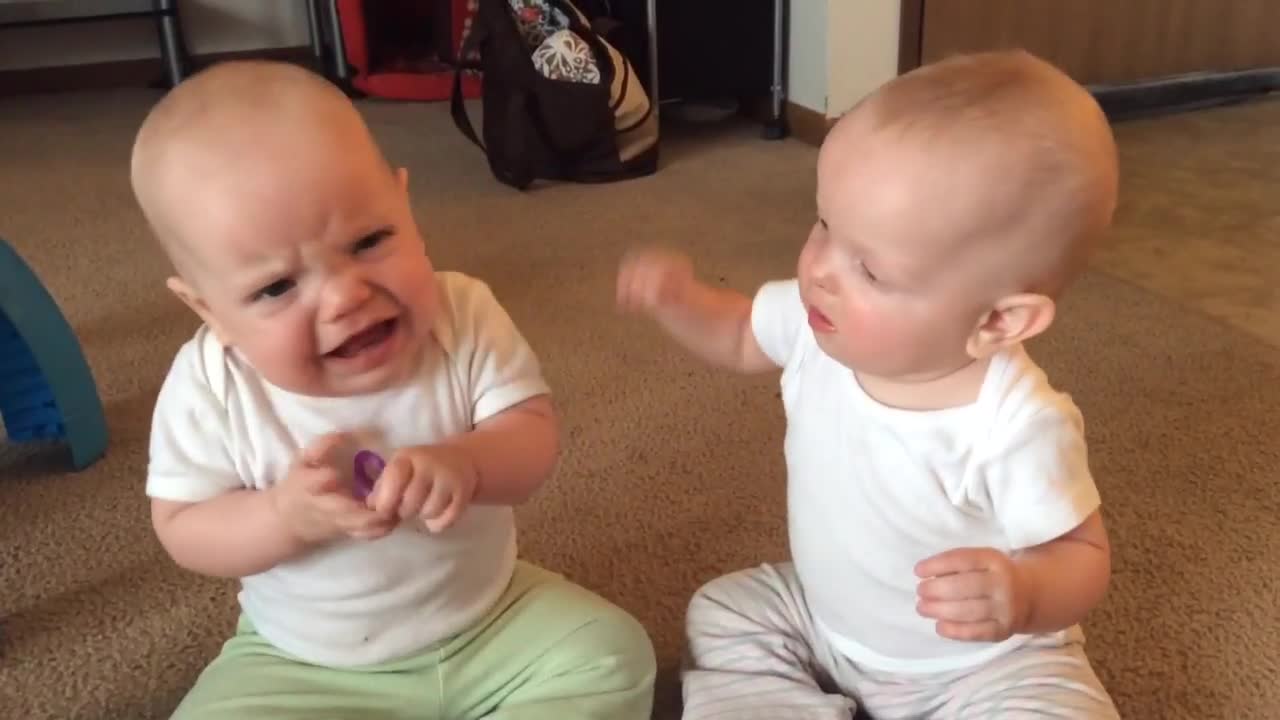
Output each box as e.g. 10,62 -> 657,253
0,237 -> 108,470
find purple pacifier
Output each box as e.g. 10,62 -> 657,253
352,450 -> 385,501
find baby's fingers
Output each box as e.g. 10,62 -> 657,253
616,258 -> 649,310
348,521 -> 395,541
419,479 -> 454,527
616,257 -> 636,306
313,492 -> 367,519
422,498 -> 463,534
299,466 -> 344,495
917,597 -> 992,624
368,455 -> 413,518
618,250 -> 673,309
321,496 -> 394,538
397,474 -> 432,520
934,619 -> 1005,643
301,432 -> 349,467
917,570 -> 991,602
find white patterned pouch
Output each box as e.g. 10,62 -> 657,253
531,29 -> 601,84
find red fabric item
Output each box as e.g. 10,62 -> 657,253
336,0 -> 481,102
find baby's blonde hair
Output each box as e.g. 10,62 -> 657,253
846,50 -> 1119,297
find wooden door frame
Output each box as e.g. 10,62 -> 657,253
898,0 -> 926,73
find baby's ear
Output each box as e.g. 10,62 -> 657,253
965,293 -> 1056,359
396,167 -> 410,191
166,276 -> 232,345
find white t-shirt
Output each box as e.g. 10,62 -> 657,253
752,279 -> 1102,674
146,272 -> 551,667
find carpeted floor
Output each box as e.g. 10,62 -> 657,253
1,87 -> 1278,720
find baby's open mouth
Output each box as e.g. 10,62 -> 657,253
327,318 -> 397,359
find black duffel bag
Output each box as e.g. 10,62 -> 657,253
451,0 -> 659,190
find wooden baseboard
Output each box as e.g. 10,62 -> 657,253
730,67 -> 1276,149
0,45 -> 315,97
1091,67 -> 1280,121
737,94 -> 834,146
785,102 -> 838,147
773,67 -> 1280,143
737,95 -> 836,146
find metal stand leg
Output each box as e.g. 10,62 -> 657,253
155,0 -> 188,88
305,0 -> 326,67
763,0 -> 788,139
645,0 -> 659,116
326,0 -> 351,82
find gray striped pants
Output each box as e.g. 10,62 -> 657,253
681,563 -> 1119,720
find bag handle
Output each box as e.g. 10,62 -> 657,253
451,1 -> 624,190
451,20 -> 537,189
451,0 -> 608,148
450,22 -> 486,151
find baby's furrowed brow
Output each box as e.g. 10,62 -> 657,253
236,260 -> 296,291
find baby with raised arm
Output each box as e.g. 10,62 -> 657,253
619,50 -> 1121,719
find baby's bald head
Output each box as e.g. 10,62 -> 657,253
130,61 -> 391,279
827,50 -> 1119,299
798,51 -> 1120,378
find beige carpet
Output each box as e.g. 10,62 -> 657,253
1,88 -> 1278,720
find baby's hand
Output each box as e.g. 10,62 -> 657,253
617,247 -> 695,314
272,433 -> 396,545
914,547 -> 1034,643
367,445 -> 479,533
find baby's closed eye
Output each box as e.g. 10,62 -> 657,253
352,228 -> 393,254
252,277 -> 296,301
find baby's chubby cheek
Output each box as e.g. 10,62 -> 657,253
228,337 -> 325,395
403,274 -> 440,330
810,324 -> 857,365
823,309 -> 905,368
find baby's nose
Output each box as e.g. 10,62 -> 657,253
321,271 -> 374,320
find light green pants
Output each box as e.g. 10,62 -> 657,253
171,562 -> 656,720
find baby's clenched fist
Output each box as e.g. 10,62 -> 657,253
272,433 -> 395,545
366,444 -> 479,534
616,247 -> 695,314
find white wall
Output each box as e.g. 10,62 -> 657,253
826,0 -> 899,118
787,0 -> 901,118
786,0 -> 829,115
0,0 -> 310,70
